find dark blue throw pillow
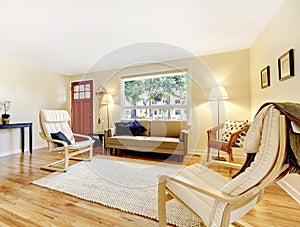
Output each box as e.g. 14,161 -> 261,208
115,122 -> 132,136
50,131 -> 72,147
129,120 -> 147,136
115,120 -> 147,136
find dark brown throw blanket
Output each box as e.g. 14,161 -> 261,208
259,102 -> 300,174
233,102 -> 300,178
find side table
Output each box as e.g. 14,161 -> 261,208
0,122 -> 33,153
88,132 -> 105,149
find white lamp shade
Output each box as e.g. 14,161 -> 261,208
208,86 -> 229,100
101,94 -> 114,104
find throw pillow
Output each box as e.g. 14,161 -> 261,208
115,120 -> 147,136
129,120 -> 147,136
221,120 -> 248,147
235,131 -> 247,148
115,122 -> 132,136
50,131 -> 72,147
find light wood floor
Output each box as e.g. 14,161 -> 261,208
0,148 -> 299,227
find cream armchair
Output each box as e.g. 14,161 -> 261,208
158,105 -> 289,226
39,109 -> 94,172
207,120 -> 250,162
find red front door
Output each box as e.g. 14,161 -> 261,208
71,80 -> 93,135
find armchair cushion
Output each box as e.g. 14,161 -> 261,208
221,106 -> 280,196
221,120 -> 248,147
50,131 -> 72,146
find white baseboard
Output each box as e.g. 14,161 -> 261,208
191,148 -> 246,158
34,144 -> 47,150
0,144 -> 47,158
0,149 -> 21,157
277,180 -> 300,204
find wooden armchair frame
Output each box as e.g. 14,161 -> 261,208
207,122 -> 250,162
39,131 -> 93,172
39,110 -> 94,172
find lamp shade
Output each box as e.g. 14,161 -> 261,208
208,86 -> 229,100
101,94 -> 114,104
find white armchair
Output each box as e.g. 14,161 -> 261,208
39,109 -> 94,172
158,105 -> 289,226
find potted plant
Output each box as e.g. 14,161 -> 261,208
1,101 -> 11,125
1,113 -> 10,124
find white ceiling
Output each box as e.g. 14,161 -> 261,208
0,0 -> 285,75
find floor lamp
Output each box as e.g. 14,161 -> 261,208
209,86 -> 229,161
101,93 -> 114,129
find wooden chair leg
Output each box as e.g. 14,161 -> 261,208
64,152 -> 69,171
89,146 -> 93,159
228,148 -> 234,162
207,147 -> 211,162
158,177 -> 167,227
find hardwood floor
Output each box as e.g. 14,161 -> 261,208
0,148 -> 299,226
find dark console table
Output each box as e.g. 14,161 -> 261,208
0,123 -> 33,153
88,132 -> 105,148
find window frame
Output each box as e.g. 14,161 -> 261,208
120,69 -> 190,121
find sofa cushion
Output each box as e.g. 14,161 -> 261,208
150,120 -> 188,138
106,135 -> 146,147
143,137 -> 183,150
106,136 -> 183,152
115,122 -> 132,136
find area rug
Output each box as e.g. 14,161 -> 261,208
33,156 -> 201,226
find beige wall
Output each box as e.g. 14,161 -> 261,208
250,0 -> 300,202
250,0 -> 300,116
71,49 -> 251,153
201,49 -> 251,123
0,58 -> 69,156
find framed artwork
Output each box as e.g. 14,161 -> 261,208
261,66 -> 270,89
278,49 -> 294,81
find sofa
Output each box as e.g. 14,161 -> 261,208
104,120 -> 189,160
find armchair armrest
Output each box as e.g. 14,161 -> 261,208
180,129 -> 189,155
227,123 -> 251,147
207,122 -> 250,146
104,127 -> 115,139
159,174 -> 259,204
39,131 -> 67,146
179,129 -> 189,142
207,123 -> 225,140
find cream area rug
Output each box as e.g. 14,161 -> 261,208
33,156 -> 201,226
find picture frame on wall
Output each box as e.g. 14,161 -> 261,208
261,66 -> 270,89
278,49 -> 294,81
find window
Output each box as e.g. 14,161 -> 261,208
175,109 -> 181,115
73,83 -> 91,100
121,70 -> 189,120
